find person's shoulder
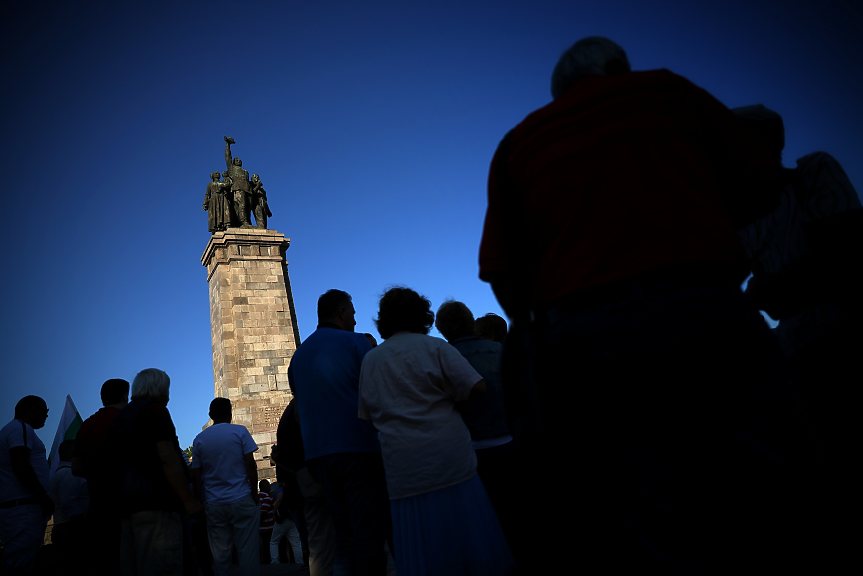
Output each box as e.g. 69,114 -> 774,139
796,151 -> 837,170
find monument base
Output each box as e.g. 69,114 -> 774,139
202,227 -> 301,480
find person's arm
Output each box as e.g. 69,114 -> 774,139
9,447 -> 54,517
272,490 -> 283,511
244,452 -> 259,505
157,441 -> 202,515
225,140 -> 233,172
245,452 -> 261,506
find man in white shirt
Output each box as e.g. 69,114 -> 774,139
192,398 -> 260,576
49,439 -> 89,565
0,395 -> 52,575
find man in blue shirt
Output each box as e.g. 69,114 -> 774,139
192,398 -> 260,576
289,289 -> 388,576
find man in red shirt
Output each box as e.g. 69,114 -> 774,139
479,36 -> 824,574
72,378 -> 129,576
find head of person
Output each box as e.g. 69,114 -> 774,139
550,36 -> 631,99
209,397 -> 232,423
731,104 -> 785,165
59,439 -> 75,463
259,479 -> 270,492
222,170 -> 230,180
233,157 -> 243,167
252,174 -> 260,183
210,171 -> 220,181
317,289 -> 356,331
434,300 -> 476,342
375,287 -> 434,340
475,313 -> 508,343
101,378 -> 130,407
14,396 -> 49,429
131,368 -> 171,405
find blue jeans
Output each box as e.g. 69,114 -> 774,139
308,453 -> 388,576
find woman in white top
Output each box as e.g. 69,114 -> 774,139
359,287 -> 515,576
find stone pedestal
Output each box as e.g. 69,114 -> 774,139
202,228 -> 301,480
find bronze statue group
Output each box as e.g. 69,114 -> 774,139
2,35 -> 861,576
203,136 -> 272,233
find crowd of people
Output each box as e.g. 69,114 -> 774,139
2,35 -> 860,575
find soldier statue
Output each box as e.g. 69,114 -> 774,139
204,138 -> 273,233
224,136 -> 253,228
250,174 -> 272,229
203,171 -> 232,233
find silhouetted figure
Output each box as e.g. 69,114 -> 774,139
204,171 -> 232,233
72,378 -> 129,576
735,103 -> 862,545
288,289 -> 389,576
259,480 -> 275,563
479,36 -> 823,574
435,301 -> 520,565
225,137 -> 253,228
49,440 -> 88,566
359,287 -> 514,576
112,369 -> 202,576
275,399 -> 331,576
191,398 -> 260,576
249,174 -> 272,230
474,313 -> 507,343
268,480 -> 303,565
0,395 -> 52,575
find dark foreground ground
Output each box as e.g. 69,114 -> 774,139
21,543 -> 396,576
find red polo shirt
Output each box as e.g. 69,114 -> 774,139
479,69 -> 780,304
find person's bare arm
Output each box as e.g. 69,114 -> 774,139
10,447 -> 54,517
157,441 -> 202,515
245,452 -> 259,505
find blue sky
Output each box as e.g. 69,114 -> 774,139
2,0 -> 861,450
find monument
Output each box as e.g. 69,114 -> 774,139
201,136 -> 299,480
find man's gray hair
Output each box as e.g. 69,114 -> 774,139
551,36 -> 631,99
131,368 -> 171,402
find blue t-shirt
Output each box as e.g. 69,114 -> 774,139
192,423 -> 258,504
289,327 -> 380,459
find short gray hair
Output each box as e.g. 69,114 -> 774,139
131,368 -> 171,402
551,36 -> 630,99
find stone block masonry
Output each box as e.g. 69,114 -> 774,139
201,228 -> 301,480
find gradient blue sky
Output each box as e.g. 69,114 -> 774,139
2,0 -> 861,450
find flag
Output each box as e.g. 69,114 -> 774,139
48,395 -> 83,478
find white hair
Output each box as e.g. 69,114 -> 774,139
131,368 -> 171,402
551,36 -> 631,99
